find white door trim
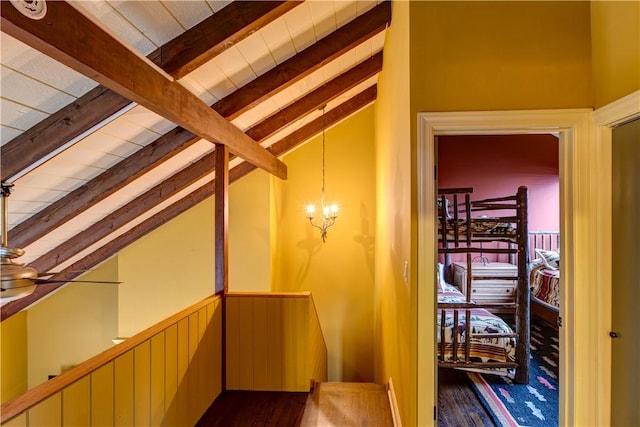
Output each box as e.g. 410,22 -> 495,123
591,89 -> 640,425
416,108 -> 606,426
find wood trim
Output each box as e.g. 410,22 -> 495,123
226,291 -> 312,298
213,0 -> 390,120
592,90 -> 640,127
0,1 -> 286,179
9,127 -> 199,249
0,294 -> 221,423
387,377 -> 402,427
153,1 -> 303,79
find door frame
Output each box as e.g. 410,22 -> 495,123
591,90 -> 640,425
417,108 -> 605,426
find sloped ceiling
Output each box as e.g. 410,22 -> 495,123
0,0 -> 391,319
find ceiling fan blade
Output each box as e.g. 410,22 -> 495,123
37,269 -> 97,277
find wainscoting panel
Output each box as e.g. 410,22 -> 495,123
225,292 -> 327,393
0,295 -> 222,427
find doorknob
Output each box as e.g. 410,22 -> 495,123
609,331 -> 619,338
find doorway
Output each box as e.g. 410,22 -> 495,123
416,108 -> 603,427
435,134 -> 560,426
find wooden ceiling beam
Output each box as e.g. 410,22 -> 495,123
268,86 -> 377,163
8,52 -> 381,249
2,86 -> 376,321
152,1 -> 303,79
213,0 -> 390,120
8,127 -> 200,249
29,149 -> 217,276
246,52 -> 382,142
1,0 -> 286,179
0,86 -> 130,183
1,1 -> 294,183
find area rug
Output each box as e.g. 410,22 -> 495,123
467,319 -> 559,427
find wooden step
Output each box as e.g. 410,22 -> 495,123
315,382 -> 388,392
301,382 -> 394,426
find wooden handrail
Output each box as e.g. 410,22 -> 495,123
226,291 -> 311,298
1,293 -> 221,423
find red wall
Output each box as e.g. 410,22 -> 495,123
438,134 -> 559,263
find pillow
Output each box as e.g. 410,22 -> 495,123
437,263 -> 448,291
437,198 -> 451,219
535,248 -> 560,270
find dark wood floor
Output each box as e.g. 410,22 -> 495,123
437,368 -> 496,427
196,390 -> 308,426
196,376 -> 492,427
196,383 -> 393,427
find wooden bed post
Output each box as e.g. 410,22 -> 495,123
514,186 -> 530,383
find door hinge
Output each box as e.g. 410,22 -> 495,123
557,316 -> 563,328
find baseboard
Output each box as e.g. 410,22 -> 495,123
387,377 -> 402,427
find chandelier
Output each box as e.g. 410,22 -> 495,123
306,106 -> 338,243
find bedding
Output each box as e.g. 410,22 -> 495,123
534,248 -> 560,270
530,263 -> 560,310
437,282 -> 516,363
438,218 -> 517,242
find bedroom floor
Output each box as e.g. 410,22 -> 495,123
437,368 -> 496,427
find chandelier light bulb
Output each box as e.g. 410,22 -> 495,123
306,204 -> 315,219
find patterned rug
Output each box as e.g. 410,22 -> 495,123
468,319 -> 559,427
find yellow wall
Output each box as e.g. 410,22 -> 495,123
272,106 -> 376,383
410,1 -> 593,112
374,1 -> 415,426
396,2 -> 593,424
1,311 -> 27,403
591,1 -> 640,108
118,198 -> 215,338
26,257 -> 118,389
229,169 -> 271,292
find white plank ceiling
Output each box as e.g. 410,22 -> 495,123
0,0 -> 387,305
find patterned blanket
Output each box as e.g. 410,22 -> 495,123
437,283 -> 516,363
530,265 -> 560,309
439,219 -> 516,243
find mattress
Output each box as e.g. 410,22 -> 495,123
437,283 -> 516,363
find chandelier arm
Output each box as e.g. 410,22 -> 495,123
305,105 -> 337,243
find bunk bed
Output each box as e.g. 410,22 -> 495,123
437,187 -> 530,384
528,231 -> 560,327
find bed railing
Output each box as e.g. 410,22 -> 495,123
529,231 -> 560,260
437,186 -> 530,384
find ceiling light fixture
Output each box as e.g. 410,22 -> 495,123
306,106 -> 338,243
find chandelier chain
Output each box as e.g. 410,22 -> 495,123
321,106 -> 326,206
